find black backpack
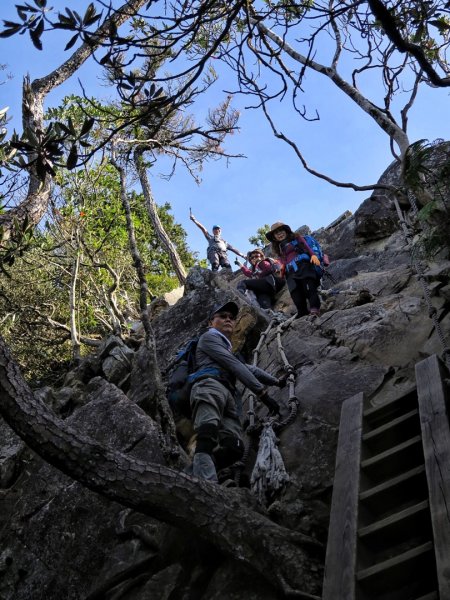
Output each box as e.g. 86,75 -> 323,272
167,338 -> 199,418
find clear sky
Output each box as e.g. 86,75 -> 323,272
1,2 -> 449,265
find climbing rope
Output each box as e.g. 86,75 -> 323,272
319,287 -> 361,298
273,315 -> 299,432
235,312 -> 299,497
246,317 -> 276,427
394,192 -> 450,368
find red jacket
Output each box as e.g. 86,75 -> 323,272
241,258 -> 281,279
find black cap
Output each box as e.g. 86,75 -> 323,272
209,301 -> 239,319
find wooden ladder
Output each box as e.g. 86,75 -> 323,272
322,355 -> 450,600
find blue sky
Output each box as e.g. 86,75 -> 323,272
1,2 -> 449,264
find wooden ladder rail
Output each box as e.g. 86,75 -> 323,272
322,392 -> 363,599
415,354 -> 450,599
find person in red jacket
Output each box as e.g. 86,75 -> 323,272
235,249 -> 285,309
266,222 -> 321,318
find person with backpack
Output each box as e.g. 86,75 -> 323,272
190,211 -> 246,271
266,222 -> 323,318
189,300 -> 286,483
234,249 -> 285,309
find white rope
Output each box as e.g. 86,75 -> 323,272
250,423 -> 290,502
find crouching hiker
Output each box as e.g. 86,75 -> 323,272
235,249 -> 285,310
190,300 -> 284,483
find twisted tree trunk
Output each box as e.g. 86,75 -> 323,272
134,149 -> 187,285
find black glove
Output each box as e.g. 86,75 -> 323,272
276,372 -> 289,389
259,390 -> 281,416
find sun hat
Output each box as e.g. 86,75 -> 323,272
265,222 -> 293,242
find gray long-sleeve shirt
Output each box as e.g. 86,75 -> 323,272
205,233 -> 242,257
195,328 -> 278,394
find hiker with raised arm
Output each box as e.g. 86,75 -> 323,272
190,210 -> 245,271
189,301 -> 286,483
235,249 -> 285,310
266,222 -> 322,319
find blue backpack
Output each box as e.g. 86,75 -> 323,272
303,235 -> 330,276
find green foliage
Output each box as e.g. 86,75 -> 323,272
0,241 -> 76,385
403,139 -> 434,190
407,141 -> 450,258
248,224 -> 270,248
1,159 -> 197,382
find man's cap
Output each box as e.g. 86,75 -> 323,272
266,221 -> 293,242
212,225 -> 221,230
209,301 -> 239,319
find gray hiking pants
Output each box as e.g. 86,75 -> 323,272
207,249 -> 231,271
190,378 -> 243,482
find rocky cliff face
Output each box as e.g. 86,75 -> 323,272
1,183 -> 449,599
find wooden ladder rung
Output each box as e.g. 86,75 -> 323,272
360,465 -> 425,501
359,499 -> 429,539
361,435 -> 422,468
363,389 -> 417,429
358,500 -> 430,551
361,435 -> 423,482
356,541 -> 434,587
362,409 -> 419,441
359,465 -> 427,516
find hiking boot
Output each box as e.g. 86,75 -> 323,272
192,452 -> 218,483
309,308 -> 320,318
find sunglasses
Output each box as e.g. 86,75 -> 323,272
213,312 -> 236,321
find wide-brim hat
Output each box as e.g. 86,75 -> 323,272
209,300 -> 239,320
266,222 -> 293,242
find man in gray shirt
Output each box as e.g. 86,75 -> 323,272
190,300 -> 284,483
190,213 -> 245,271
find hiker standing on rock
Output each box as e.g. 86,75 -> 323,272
235,249 -> 285,310
190,300 -> 285,483
266,222 -> 322,318
190,211 -> 245,271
